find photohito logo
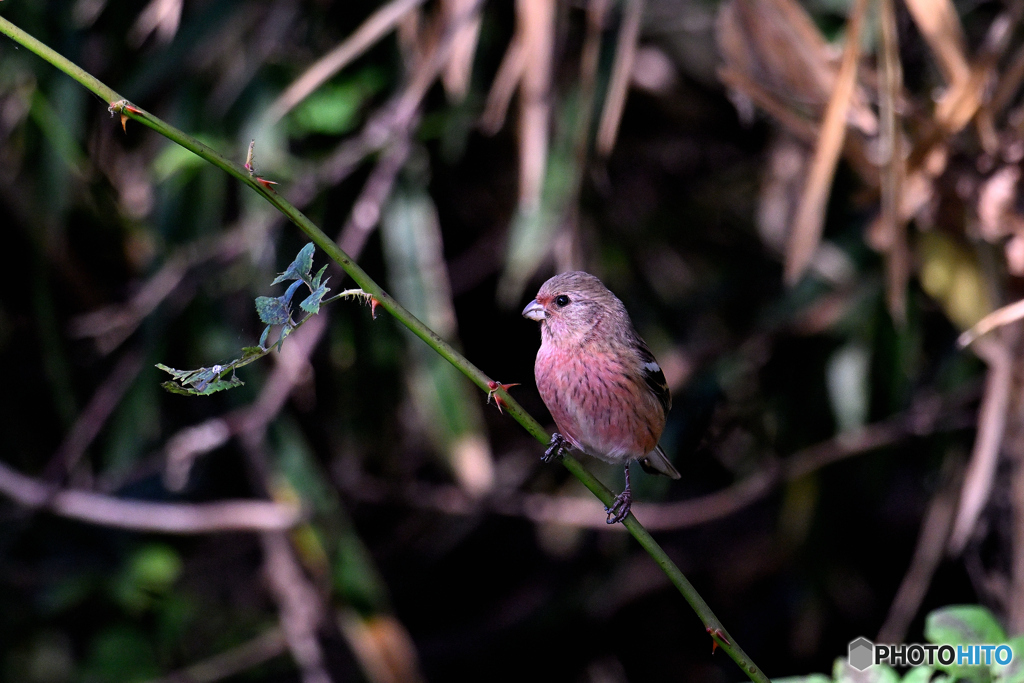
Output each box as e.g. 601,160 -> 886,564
848,638 -> 1014,671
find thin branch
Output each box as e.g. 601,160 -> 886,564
44,348 -> 146,481
877,459 -> 961,643
260,531 -> 330,683
949,337 -> 1014,554
145,628 -> 288,683
342,388 -> 976,531
337,135 -> 412,257
0,459 -> 301,532
263,0 -> 428,125
959,297 -> 1024,347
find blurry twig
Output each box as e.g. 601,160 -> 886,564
784,0 -> 868,284
69,228 -> 249,353
338,136 -> 413,257
343,387 -> 977,531
959,297 -> 1024,347
145,628 -> 288,683
479,26 -> 525,134
263,0 -> 427,125
1009,418 -> 1024,634
949,337 -> 1014,554
877,0 -> 908,323
43,348 -> 145,481
516,0 -> 555,211
440,0 -> 482,100
877,458 -> 962,643
260,531 -> 330,683
0,458 -> 301,532
595,0 -> 643,156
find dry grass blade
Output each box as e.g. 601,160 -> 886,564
876,460 -> 960,642
715,0 -> 876,135
902,0 -> 969,88
440,0 -> 482,100
948,337 -> 1013,554
717,67 -> 820,143
596,0 -> 644,157
263,0 -> 427,125
992,42 -> 1024,117
958,297 -> 1024,347
480,31 -> 526,134
580,0 -> 610,107
517,0 -> 555,210
783,0 -> 868,285
878,0 -> 908,322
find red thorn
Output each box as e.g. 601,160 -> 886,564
486,381 -> 519,414
124,104 -> 142,114
119,113 -> 128,133
256,177 -> 278,192
707,627 -> 730,654
370,297 -> 380,319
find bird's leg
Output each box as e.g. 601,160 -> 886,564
605,463 -> 633,524
542,432 -> 570,463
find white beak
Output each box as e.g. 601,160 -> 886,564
522,299 -> 546,321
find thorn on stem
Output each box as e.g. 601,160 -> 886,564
486,381 -> 520,413
706,627 -> 730,653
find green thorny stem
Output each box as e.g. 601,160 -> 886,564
0,15 -> 770,682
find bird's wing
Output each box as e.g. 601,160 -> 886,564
633,337 -> 672,414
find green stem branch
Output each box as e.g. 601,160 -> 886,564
0,16 -> 769,682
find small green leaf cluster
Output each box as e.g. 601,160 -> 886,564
777,605 -> 1024,683
157,243 -> 334,396
255,242 -> 331,350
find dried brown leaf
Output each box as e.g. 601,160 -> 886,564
596,0 -> 644,156
784,0 -> 869,284
440,0 -> 482,100
517,0 -> 555,210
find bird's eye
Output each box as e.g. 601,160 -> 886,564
555,295 -> 570,307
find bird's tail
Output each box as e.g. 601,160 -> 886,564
638,445 -> 681,479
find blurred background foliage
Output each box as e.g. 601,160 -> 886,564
1,0 -> 1022,680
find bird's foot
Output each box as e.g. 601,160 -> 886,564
542,433 -> 569,463
605,489 -> 633,524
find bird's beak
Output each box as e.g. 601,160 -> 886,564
522,299 -> 546,321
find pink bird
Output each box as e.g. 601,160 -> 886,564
523,271 -> 680,523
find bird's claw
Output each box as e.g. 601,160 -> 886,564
605,489 -> 633,524
542,433 -> 569,463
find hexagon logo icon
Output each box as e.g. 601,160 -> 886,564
848,637 -> 874,671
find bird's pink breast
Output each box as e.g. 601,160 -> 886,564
534,344 -> 663,464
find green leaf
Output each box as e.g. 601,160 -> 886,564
159,376 -> 243,396
256,296 -> 291,326
902,667 -> 937,683
275,323 -> 292,351
259,326 -> 271,349
926,605 -> 1006,645
240,346 -> 264,360
311,263 -> 329,290
155,363 -> 199,382
271,243 -> 315,285
997,635 -> 1024,682
300,279 -> 330,314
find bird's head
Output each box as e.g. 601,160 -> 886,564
522,271 -> 626,344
